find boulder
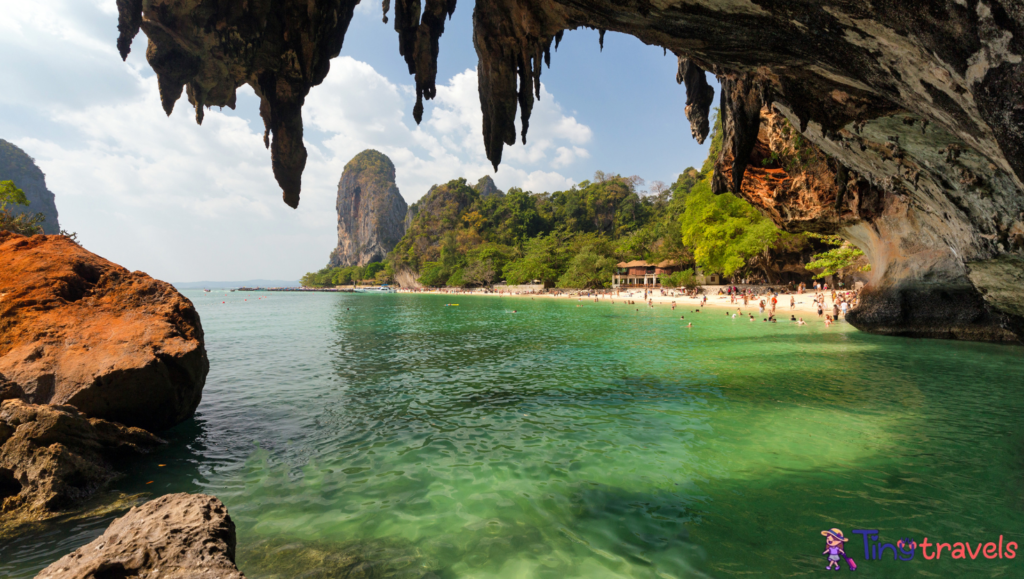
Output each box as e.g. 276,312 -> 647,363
0,400 -> 164,530
35,493 -> 245,579
0,232 -> 209,430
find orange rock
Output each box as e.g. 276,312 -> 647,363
0,232 -> 208,431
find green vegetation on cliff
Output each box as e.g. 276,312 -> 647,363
0,139 -> 60,234
0,180 -> 45,235
303,113 -> 852,289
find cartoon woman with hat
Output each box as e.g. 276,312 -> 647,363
822,528 -> 856,570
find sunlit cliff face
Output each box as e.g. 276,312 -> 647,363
115,0 -> 1023,341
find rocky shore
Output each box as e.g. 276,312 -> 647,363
0,232 -> 209,431
0,232 -> 220,574
36,493 -> 246,579
0,400 -> 164,535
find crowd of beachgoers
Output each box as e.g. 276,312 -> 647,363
397,282 -> 860,326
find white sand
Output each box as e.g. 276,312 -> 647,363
398,286 -> 859,319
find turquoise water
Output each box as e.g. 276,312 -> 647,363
3,291 -> 1023,577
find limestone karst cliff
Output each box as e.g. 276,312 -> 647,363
474,175 -> 504,199
112,0 -> 1024,342
0,140 -> 60,234
327,150 -> 408,268
735,107 -> 1023,342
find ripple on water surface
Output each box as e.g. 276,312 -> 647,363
3,292 -> 1023,578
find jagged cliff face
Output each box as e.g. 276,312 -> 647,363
474,175 -> 504,199
739,107 -> 1023,342
328,150 -> 408,268
115,0 -> 1023,341
0,140 -> 60,234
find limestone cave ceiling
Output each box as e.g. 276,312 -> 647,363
115,0 -> 1022,207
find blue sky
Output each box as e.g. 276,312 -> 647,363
0,0 -> 716,281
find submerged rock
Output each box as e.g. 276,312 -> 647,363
36,493 -> 245,579
0,400 -> 163,533
0,139 -> 60,234
237,535 -> 441,579
0,232 -> 209,430
328,150 -> 408,268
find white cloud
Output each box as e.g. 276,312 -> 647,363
304,57 -> 592,200
1,1 -> 592,281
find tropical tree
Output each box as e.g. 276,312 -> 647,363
805,234 -> 870,278
0,180 -> 44,235
556,245 -> 617,288
417,262 -> 448,287
679,180 -> 781,277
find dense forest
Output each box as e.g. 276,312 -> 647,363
301,115 -> 863,289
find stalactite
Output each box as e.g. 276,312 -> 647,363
115,0 -> 359,208
115,0 -> 142,60
713,75 -> 764,195
676,58 -> 714,144
393,0 -> 457,124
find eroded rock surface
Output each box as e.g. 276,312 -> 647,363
0,400 -> 163,532
0,232 -> 209,429
735,107 -> 1023,341
328,150 -> 408,268
473,175 -> 505,199
36,493 -> 245,579
0,140 -> 60,234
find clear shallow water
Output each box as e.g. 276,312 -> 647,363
3,291 -> 1023,577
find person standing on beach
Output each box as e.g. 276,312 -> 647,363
817,302 -> 824,318
790,296 -> 795,310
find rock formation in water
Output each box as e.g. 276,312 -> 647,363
0,140 -> 60,234
0,400 -> 164,532
114,0 -> 1024,342
327,150 -> 408,268
0,232 -> 209,430
473,175 -> 504,199
36,493 -> 246,579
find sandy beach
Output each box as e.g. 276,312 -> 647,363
398,285 -> 859,320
